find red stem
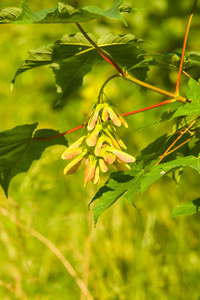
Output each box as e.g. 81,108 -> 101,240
123,99 -> 174,117
33,99 -> 174,140
99,53 -> 120,72
175,0 -> 197,94
75,23 -> 187,101
76,23 -> 124,75
33,124 -> 84,140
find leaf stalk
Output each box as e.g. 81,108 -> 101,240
155,119 -> 196,165
123,72 -> 186,103
33,100 -> 176,140
76,23 -> 124,75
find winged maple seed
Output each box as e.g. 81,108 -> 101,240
62,99 -> 135,186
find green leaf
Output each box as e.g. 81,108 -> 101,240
171,198 -> 200,218
124,169 -> 145,204
131,52 -> 193,70
0,124 -> 68,196
187,53 -> 200,64
90,168 -> 144,225
12,33 -> 147,106
141,155 -> 200,193
170,78 -> 200,119
0,1 -> 131,25
13,2 -> 56,25
171,102 -> 200,119
91,150 -> 200,224
92,33 -> 147,79
0,6 -> 21,22
136,133 -> 172,167
83,0 -> 129,26
99,33 -> 148,80
186,77 -> 200,102
12,33 -> 98,106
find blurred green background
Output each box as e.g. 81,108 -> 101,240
0,0 -> 200,299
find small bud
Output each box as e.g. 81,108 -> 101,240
66,136 -> 86,151
103,128 -> 121,150
87,110 -> 99,131
99,158 -> 108,172
116,112 -> 128,128
86,127 -> 101,147
101,151 -> 116,164
108,107 -> 121,126
94,135 -> 107,156
111,106 -> 128,128
84,157 -> 96,186
93,165 -> 100,185
61,147 -> 84,160
87,103 -> 104,131
102,105 -> 109,122
63,155 -> 83,175
113,131 -> 127,149
63,148 -> 87,175
106,146 -> 135,163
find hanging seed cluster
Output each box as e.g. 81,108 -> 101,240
62,100 -> 135,186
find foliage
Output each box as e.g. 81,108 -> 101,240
12,32 -> 146,105
0,0 -> 130,25
1,1 -> 200,299
0,124 -> 68,196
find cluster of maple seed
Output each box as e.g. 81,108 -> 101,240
61,99 -> 135,186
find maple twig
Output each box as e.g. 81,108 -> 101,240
38,6 -> 196,142
33,99 -> 176,141
175,0 -> 198,94
98,74 -> 121,101
76,23 -> 187,102
124,72 -> 186,102
164,137 -> 193,157
183,70 -> 191,78
155,119 -> 196,165
123,99 -> 175,117
76,23 -> 124,75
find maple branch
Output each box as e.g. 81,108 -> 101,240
124,72 -> 186,103
33,99 -> 176,141
76,23 -> 187,102
76,23 -> 124,75
164,137 -> 193,157
123,99 -> 175,117
175,0 -> 198,94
